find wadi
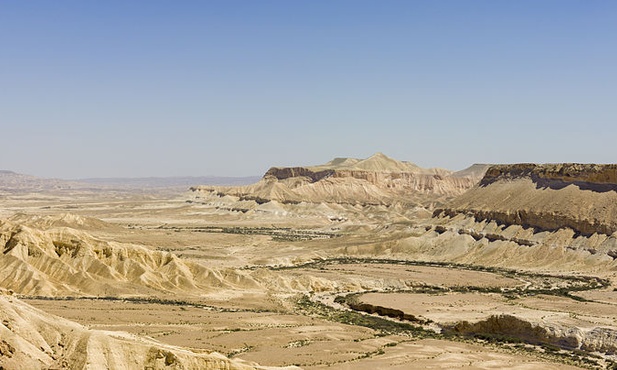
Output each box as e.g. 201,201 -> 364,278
1,154 -> 616,369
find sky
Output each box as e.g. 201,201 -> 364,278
1,1 -> 616,178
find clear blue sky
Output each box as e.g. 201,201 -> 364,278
1,1 -> 616,178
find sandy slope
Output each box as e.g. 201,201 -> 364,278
0,215 -> 263,297
192,154 -> 488,208
439,163 -> 617,236
0,289 -> 292,370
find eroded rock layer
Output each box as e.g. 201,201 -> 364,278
0,215 -> 262,297
436,163 -> 617,236
192,153 -> 488,207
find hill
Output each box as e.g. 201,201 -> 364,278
436,163 -> 617,236
0,214 -> 262,297
394,163 -> 617,271
0,171 -> 82,193
0,289 -> 278,369
191,153 -> 489,208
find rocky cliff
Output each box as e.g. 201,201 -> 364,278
192,154 -> 488,208
480,163 -> 617,190
446,314 -> 617,355
435,163 -> 617,236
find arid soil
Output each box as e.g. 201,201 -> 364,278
1,160 -> 617,369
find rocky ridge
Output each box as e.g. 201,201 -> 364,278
447,314 -> 617,356
192,153 -> 489,208
0,215 -> 262,297
435,163 -> 617,237
0,214 -> 437,298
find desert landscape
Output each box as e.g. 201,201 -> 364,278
4,1 -> 614,368
1,154 -> 617,369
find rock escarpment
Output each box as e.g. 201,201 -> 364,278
192,153 -> 488,208
435,163 -> 617,237
480,163 -> 617,189
446,314 -> 617,355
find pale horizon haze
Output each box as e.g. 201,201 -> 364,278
1,1 -> 616,179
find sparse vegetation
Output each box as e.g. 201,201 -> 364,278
275,257 -> 609,298
286,257 -> 613,369
295,294 -> 435,338
4,159 -> 617,370
150,225 -> 339,241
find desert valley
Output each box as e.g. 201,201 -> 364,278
1,153 -> 617,369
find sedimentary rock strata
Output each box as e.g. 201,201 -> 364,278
192,153 -> 488,207
435,163 -> 617,236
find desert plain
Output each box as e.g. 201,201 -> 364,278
1,154 -> 617,369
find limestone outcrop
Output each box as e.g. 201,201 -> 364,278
446,314 -> 617,355
192,153 -> 488,208
480,163 -> 617,189
435,163 -> 617,236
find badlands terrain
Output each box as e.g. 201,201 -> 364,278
1,154 -> 617,369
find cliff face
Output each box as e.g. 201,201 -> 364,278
446,314 -> 617,355
265,167 -> 335,182
265,168 -> 478,194
193,154 -> 488,207
481,163 -> 617,190
436,163 -> 617,236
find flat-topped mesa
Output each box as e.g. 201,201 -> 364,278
481,163 -> 617,190
265,167 -> 335,182
192,153 -> 489,207
437,163 -> 617,236
265,166 -> 440,186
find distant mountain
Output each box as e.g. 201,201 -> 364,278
191,153 -> 488,208
78,176 -> 261,189
450,164 -> 492,178
313,152 -> 432,173
0,170 -> 260,192
0,170 -> 82,192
